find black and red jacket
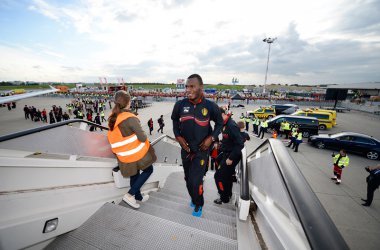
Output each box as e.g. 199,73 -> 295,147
220,116 -> 244,161
171,97 -> 223,152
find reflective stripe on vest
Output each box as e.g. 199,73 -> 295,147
108,112 -> 150,163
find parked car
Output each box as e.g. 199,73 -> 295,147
267,115 -> 319,138
308,132 -> 380,160
247,107 -> 276,119
292,110 -> 334,130
271,104 -> 299,115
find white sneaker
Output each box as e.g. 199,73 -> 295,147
123,193 -> 140,208
140,194 -> 149,202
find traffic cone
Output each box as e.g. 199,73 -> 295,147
272,130 -> 278,139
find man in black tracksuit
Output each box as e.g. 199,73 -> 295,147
214,108 -> 244,204
171,74 -> 223,217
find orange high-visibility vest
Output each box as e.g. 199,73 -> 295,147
108,112 -> 150,163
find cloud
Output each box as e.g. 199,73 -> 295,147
334,0 -> 380,35
43,50 -> 65,59
2,0 -> 379,84
115,12 -> 137,22
28,0 -> 60,21
195,22 -> 380,84
61,66 -> 82,72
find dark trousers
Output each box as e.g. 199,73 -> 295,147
253,124 -> 258,135
293,140 -> 301,152
158,125 -> 164,133
214,152 -> 240,203
128,165 -> 154,200
287,137 -> 295,148
366,176 -> 380,205
245,122 -> 249,131
284,129 -> 290,139
181,149 -> 208,207
149,127 -> 153,135
258,127 -> 267,139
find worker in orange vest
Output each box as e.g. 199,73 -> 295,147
108,90 -> 157,209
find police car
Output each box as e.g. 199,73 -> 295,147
247,107 -> 276,119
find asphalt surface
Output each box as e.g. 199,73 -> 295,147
0,96 -> 379,250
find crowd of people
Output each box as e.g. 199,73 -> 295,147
23,104 -> 70,123
12,74 -> 379,215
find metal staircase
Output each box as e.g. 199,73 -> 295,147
47,172 -> 240,250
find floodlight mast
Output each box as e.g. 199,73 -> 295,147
263,37 -> 277,94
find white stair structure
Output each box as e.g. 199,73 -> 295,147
0,120 -> 349,250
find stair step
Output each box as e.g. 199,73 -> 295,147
147,193 -> 236,226
120,200 -> 237,240
150,190 -> 236,218
160,187 -> 236,211
48,203 -> 237,250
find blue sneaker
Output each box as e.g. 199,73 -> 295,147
192,206 -> 202,217
190,201 -> 195,208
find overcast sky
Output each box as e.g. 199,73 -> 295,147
0,0 -> 379,85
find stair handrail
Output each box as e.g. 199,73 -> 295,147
238,146 -> 250,220
0,119 -> 108,143
247,138 -> 349,249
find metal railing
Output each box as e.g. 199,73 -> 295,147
0,119 -> 108,143
247,138 -> 349,249
237,146 -> 250,221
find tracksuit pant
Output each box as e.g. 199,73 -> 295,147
181,149 -> 209,207
214,152 -> 240,203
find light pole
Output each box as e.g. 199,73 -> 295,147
263,37 -> 277,94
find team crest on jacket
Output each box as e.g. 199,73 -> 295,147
183,106 -> 190,113
201,108 -> 208,116
200,159 -> 205,166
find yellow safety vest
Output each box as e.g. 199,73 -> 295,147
333,154 -> 350,167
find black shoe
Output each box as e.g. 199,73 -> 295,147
214,198 -> 223,205
362,203 -> 370,207
361,198 -> 367,202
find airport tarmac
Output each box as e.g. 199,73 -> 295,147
0,96 -> 379,250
